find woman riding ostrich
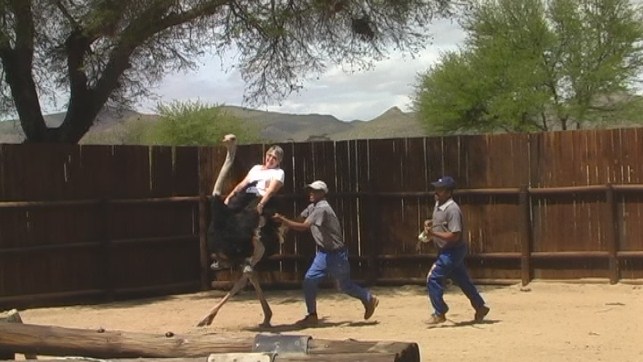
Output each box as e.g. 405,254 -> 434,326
198,134 -> 285,327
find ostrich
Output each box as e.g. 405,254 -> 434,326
197,134 -> 282,328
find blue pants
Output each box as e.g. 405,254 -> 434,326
303,249 -> 371,315
427,244 -> 485,316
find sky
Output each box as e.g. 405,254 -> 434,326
137,18 -> 467,122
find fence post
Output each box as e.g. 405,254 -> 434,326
519,186 -> 532,286
606,184 -> 619,284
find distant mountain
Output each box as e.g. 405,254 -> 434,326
218,106 -> 354,142
0,105 -> 425,144
218,105 -> 425,142
332,106 -> 425,141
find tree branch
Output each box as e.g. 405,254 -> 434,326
53,0 -> 81,29
92,0 -> 229,103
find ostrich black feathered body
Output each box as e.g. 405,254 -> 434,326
206,182 -> 281,265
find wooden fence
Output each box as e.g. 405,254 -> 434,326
1,128 -> 643,309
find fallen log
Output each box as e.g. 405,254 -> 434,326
0,309 -> 36,360
3,353 -> 401,361
0,323 -> 420,362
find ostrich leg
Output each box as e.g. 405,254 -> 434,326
196,273 -> 249,327
247,271 -> 273,327
243,228 -> 266,273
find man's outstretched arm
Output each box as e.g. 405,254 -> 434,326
273,213 -> 311,232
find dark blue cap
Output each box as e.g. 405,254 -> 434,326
431,176 -> 456,189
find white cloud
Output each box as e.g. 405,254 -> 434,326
138,18 -> 466,121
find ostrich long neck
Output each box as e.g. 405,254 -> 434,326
212,143 -> 237,196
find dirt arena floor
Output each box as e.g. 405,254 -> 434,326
19,281 -> 643,361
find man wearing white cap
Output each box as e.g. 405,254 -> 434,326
273,180 -> 379,325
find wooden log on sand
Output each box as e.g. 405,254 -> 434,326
0,309 -> 37,360
0,323 -> 420,362
6,354 -> 401,361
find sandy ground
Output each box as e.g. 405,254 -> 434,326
16,281 -> 643,361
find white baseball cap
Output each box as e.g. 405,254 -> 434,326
305,180 -> 328,193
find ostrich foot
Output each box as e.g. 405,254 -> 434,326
258,321 -> 272,328
259,312 -> 273,328
196,313 -> 216,327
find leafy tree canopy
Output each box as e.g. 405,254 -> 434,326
0,0 -> 461,143
413,0 -> 643,134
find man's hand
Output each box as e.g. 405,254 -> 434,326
423,219 -> 433,233
272,213 -> 284,223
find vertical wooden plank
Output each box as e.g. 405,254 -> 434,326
460,134 -> 488,188
0,144 -> 5,201
424,136 -> 444,184
150,146 -> 174,197
355,139 -> 378,284
282,142 -> 316,283
172,147 -> 199,196
367,139 -> 407,282
98,199 -> 114,299
335,141 -> 356,255
520,186 -> 532,286
606,185 -> 619,284
198,147 -> 210,291
440,136 -> 462,184
115,145 -> 153,198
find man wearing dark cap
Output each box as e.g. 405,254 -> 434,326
422,176 -> 490,325
273,180 -> 379,326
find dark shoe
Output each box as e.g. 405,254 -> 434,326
296,314 -> 318,326
363,296 -> 379,320
474,305 -> 490,322
426,313 -> 446,325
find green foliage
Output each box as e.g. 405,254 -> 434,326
149,101 -> 261,146
414,0 -> 643,134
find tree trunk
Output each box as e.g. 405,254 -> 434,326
0,323 -> 420,362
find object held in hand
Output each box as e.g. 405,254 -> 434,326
417,222 -> 448,243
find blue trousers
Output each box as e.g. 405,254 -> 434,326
427,243 -> 485,316
303,248 -> 371,315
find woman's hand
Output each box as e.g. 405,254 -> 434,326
224,192 -> 233,205
256,202 -> 264,215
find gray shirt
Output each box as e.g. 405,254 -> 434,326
431,198 -> 465,249
300,199 -> 345,251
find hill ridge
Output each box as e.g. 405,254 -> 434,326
0,106 -> 423,144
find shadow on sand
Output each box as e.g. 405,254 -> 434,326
244,318 -> 380,333
426,318 -> 500,329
